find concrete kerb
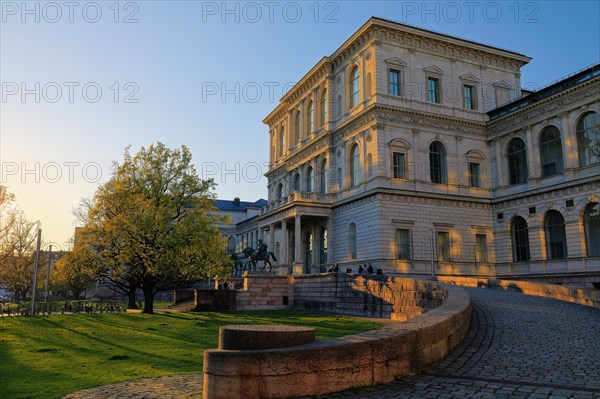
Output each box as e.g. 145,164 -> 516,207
202,279 -> 471,399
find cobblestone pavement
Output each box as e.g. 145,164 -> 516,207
63,288 -> 600,398
63,374 -> 203,399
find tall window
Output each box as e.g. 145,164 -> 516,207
540,126 -> 564,176
508,138 -> 528,185
437,231 -> 451,261
350,144 -> 360,187
545,211 -> 567,259
350,67 -> 360,108
294,110 -> 301,143
279,127 -> 285,157
475,234 -> 488,263
429,141 -> 447,184
349,223 -> 357,259
511,217 -> 530,262
396,229 -> 411,260
320,228 -> 328,265
469,163 -> 480,187
393,152 -> 406,179
577,111 -> 600,167
293,173 -> 300,191
584,203 -> 600,257
277,183 -> 283,199
320,160 -> 328,193
306,166 -> 313,192
463,85 -> 475,110
427,77 -> 440,103
320,90 -> 327,127
227,237 -> 236,253
389,69 -> 400,96
307,101 -> 314,135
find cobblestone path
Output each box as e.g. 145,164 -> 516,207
64,288 -> 600,399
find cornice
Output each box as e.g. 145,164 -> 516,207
373,25 -> 527,72
333,105 -> 487,142
487,78 -> 600,135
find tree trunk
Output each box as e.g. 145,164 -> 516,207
142,288 -> 154,314
127,285 -> 138,309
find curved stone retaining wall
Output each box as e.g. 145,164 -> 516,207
203,279 -> 471,399
436,276 -> 600,309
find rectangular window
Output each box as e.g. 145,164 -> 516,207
389,69 -> 400,96
463,85 -> 475,110
392,152 -> 406,179
396,229 -> 411,260
437,231 -> 451,261
469,163 -> 480,187
475,234 -> 488,263
427,77 -> 440,103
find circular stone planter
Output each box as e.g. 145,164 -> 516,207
218,324 -> 316,350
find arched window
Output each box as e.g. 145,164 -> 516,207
320,228 -> 327,265
306,166 -> 313,192
508,138 -> 527,185
294,110 -> 301,144
350,144 -> 360,187
584,203 -> 600,257
307,101 -> 314,135
545,210 -> 567,259
511,216 -> 530,262
320,90 -> 327,127
539,126 -> 564,176
429,141 -> 447,184
227,236 -> 236,253
350,67 -> 360,108
293,172 -> 300,192
277,183 -> 283,199
279,127 -> 285,157
577,111 -> 600,167
320,159 -> 328,193
349,223 -> 357,259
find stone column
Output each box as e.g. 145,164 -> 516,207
561,111 -> 578,170
327,217 -> 334,266
311,224 -> 320,274
294,215 -> 302,274
281,219 -> 289,274
525,125 -> 539,181
269,222 -> 276,257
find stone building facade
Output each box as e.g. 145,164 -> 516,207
223,17 -> 599,286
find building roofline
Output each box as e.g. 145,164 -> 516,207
264,17 -> 532,126
488,62 -> 600,121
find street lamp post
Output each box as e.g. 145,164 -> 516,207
30,229 -> 42,316
44,244 -> 53,303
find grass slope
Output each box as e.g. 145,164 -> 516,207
0,311 -> 381,399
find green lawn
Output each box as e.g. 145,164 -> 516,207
0,311 -> 381,399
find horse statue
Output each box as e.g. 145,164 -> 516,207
230,252 -> 246,276
243,240 -> 277,272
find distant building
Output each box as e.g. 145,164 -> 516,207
220,17 -> 600,287
213,197 -> 267,253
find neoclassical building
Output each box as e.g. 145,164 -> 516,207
223,17 -> 599,287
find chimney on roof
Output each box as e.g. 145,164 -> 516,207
233,197 -> 240,206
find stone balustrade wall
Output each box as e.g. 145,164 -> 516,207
203,278 -> 471,399
436,276 -> 600,309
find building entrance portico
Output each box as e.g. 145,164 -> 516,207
257,206 -> 331,276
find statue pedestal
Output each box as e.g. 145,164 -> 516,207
244,271 -> 277,277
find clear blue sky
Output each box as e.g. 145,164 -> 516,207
1,0 -> 599,249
